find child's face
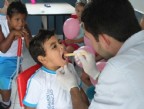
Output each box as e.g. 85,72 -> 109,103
75,4 -> 84,21
40,36 -> 68,70
7,13 -> 27,31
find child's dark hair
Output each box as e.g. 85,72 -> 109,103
29,29 -> 55,64
7,1 -> 28,18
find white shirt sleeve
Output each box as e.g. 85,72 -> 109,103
23,77 -> 42,108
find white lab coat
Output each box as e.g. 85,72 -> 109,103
89,30 -> 144,109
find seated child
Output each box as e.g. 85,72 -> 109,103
23,29 -> 89,109
0,1 -> 32,109
63,1 -> 86,53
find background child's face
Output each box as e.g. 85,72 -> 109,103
75,4 -> 84,21
7,13 -> 26,31
40,36 -> 68,70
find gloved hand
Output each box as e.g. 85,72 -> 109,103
74,49 -> 100,80
56,63 -> 78,92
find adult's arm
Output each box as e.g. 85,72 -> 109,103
70,87 -> 88,109
56,64 -> 89,109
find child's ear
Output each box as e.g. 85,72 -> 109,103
37,56 -> 45,64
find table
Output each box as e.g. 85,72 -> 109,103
26,2 -> 75,38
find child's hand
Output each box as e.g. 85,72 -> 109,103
21,27 -> 30,38
21,25 -> 32,48
65,39 -> 75,44
10,30 -> 23,40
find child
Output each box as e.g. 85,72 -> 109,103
23,29 -> 89,109
63,1 -> 86,53
0,1 -> 32,109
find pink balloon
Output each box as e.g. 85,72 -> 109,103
90,61 -> 106,85
63,18 -> 80,39
75,46 -> 95,68
84,36 -> 96,53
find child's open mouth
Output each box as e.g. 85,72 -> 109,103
62,52 -> 70,63
62,53 -> 67,60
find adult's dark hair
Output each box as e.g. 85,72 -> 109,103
7,1 -> 28,18
29,29 -> 55,64
81,0 -> 141,42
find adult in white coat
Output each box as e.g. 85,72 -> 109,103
56,0 -> 144,109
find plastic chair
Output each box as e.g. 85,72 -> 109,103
17,64 -> 41,108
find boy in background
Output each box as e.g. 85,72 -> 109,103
0,1 -> 32,109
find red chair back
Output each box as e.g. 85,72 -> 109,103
71,13 -> 78,19
17,64 -> 41,107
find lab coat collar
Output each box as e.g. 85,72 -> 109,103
117,30 -> 144,55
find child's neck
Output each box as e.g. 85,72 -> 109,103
43,65 -> 60,71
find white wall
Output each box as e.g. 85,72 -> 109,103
129,0 -> 144,14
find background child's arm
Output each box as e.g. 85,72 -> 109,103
65,37 -> 84,44
0,25 -> 21,52
73,37 -> 84,43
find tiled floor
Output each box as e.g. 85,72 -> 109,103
1,35 -> 86,109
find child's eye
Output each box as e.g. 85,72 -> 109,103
52,45 -> 57,49
53,45 -> 57,48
